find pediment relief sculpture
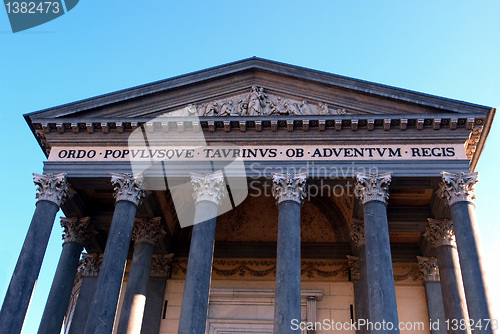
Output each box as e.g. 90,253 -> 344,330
186,86 -> 348,117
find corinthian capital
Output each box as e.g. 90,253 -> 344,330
354,172 -> 392,205
110,173 -> 147,205
347,255 -> 360,281
150,253 -> 174,277
33,173 -> 72,206
438,171 -> 478,206
424,218 -> 456,247
60,217 -> 97,246
271,172 -> 307,205
132,217 -> 166,245
417,256 -> 440,282
349,219 -> 366,247
190,171 -> 226,205
77,253 -> 103,278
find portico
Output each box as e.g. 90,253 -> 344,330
1,58 -> 496,334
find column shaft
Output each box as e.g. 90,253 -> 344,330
84,200 -> 138,334
0,200 -> 59,334
363,200 -> 399,334
68,276 -> 98,334
274,200 -> 302,333
450,202 -> 493,333
38,241 -> 84,334
436,245 -> 469,334
356,245 -> 370,333
140,277 -> 167,334
116,242 -> 154,334
424,281 -> 447,334
178,201 -> 218,334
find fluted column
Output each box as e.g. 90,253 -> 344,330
38,217 -> 95,334
0,173 -> 71,334
178,172 -> 226,334
424,219 -> 469,334
354,172 -> 399,334
84,173 -> 147,334
439,172 -> 494,334
272,172 -> 307,334
68,253 -> 103,334
116,218 -> 166,334
417,256 -> 447,334
349,220 -> 370,333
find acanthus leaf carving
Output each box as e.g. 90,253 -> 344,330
438,171 -> 478,206
150,253 -> 174,277
33,172 -> 72,206
424,218 -> 456,248
190,171 -> 226,205
76,253 -> 103,279
110,173 -> 147,206
354,172 -> 392,205
272,172 -> 307,205
132,217 -> 166,245
349,219 -> 366,247
60,217 -> 97,246
417,256 -> 440,282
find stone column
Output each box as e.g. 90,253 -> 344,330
116,217 -> 166,334
272,172 -> 307,334
68,253 -> 103,334
0,173 -> 71,334
38,217 -> 95,334
349,219 -> 370,333
424,219 -> 469,334
178,172 -> 226,334
347,255 -> 370,334
141,254 -> 174,333
439,172 -> 495,334
354,172 -> 399,334
84,173 -> 147,334
417,256 -> 447,334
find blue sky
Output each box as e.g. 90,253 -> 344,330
1,1 -> 499,332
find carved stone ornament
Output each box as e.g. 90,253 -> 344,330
33,173 -> 72,206
150,253 -> 174,277
132,217 -> 166,245
171,258 -> 348,281
349,219 -> 366,247
110,173 -> 147,206
424,218 -> 456,248
438,171 -> 478,206
60,217 -> 97,246
76,253 -> 103,278
417,256 -> 440,282
354,172 -> 392,205
346,255 -> 360,281
192,86 -> 349,117
190,171 -> 226,205
271,172 -> 308,205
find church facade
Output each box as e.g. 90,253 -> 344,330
0,58 -> 496,334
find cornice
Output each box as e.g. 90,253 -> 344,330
31,114 -> 485,136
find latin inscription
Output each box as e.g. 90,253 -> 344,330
49,144 -> 466,162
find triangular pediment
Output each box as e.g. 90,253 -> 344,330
26,57 -> 491,122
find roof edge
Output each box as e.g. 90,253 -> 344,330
24,57 -> 492,122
